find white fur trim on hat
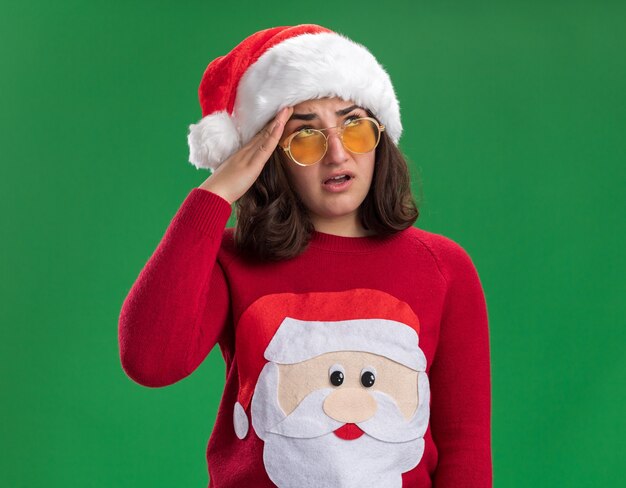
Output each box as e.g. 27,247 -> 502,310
234,32 -> 402,149
188,110 -> 242,171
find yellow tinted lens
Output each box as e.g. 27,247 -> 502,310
290,129 -> 326,165
343,119 -> 379,153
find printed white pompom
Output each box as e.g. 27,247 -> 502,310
233,401 -> 249,439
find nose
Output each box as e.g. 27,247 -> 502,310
323,387 -> 377,423
323,127 -> 349,163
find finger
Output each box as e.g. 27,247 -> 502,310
269,106 -> 292,137
255,106 -> 293,155
241,106 -> 289,152
256,107 -> 286,141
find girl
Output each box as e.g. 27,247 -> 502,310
119,24 -> 492,487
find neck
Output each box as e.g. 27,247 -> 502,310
310,214 -> 376,238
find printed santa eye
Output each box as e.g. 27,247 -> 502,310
360,366 -> 377,388
328,364 -> 345,387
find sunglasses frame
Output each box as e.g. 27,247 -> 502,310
279,116 -> 386,167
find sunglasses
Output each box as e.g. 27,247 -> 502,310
279,116 -> 385,166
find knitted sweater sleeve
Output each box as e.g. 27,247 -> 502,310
428,237 -> 493,487
118,188 -> 233,388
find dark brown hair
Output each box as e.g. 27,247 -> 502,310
233,110 -> 422,262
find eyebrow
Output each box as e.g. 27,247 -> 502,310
288,104 -> 364,122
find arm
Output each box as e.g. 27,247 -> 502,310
118,188 -> 233,387
429,238 -> 492,486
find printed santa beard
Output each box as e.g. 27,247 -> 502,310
250,361 -> 430,488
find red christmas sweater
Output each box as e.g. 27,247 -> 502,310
118,188 -> 492,487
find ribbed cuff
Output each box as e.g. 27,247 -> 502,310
173,188 -> 233,237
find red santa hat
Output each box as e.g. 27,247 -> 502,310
187,24 -> 402,172
232,288 -> 425,440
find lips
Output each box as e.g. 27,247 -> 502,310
323,171 -> 355,184
333,423 -> 365,440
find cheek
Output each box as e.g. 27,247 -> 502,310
288,170 -> 320,197
358,155 -> 376,181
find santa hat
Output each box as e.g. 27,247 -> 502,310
232,288 -> 425,440
187,24 -> 402,172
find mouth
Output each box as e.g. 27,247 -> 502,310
322,172 -> 355,192
333,423 -> 365,440
322,172 -> 355,185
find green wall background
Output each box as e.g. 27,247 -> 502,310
2,1 -> 624,486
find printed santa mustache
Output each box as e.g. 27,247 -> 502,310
251,361 -> 429,488
253,362 -> 430,443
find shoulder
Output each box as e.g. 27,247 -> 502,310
222,226 -> 236,251
404,226 -> 480,284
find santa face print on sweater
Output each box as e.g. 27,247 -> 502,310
233,289 -> 430,488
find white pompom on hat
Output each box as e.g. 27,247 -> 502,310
187,24 -> 402,172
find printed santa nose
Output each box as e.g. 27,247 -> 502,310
323,387 -> 377,423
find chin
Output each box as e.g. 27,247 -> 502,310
317,201 -> 362,218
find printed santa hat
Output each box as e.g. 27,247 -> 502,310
187,24 -> 402,172
232,288 -> 425,440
